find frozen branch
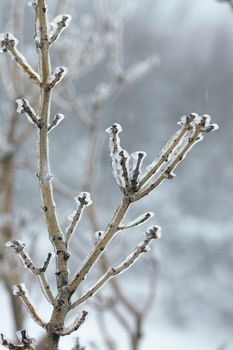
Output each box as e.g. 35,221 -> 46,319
13,284 -> 47,328
16,98 -> 42,128
66,192 -> 92,246
106,115 -> 218,201
118,212 -> 154,230
5,240 -> 55,305
105,123 -> 131,193
55,311 -> 88,336
69,196 -> 131,292
1,331 -> 36,350
130,151 -> 147,191
36,0 -> 69,293
47,66 -> 67,89
0,33 -> 40,84
49,14 -> 72,46
71,226 -> 161,309
134,114 -> 218,201
48,113 -> 65,132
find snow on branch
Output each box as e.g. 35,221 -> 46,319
105,123 -> 131,193
134,114 -> 218,200
0,33 -> 40,84
16,98 -> 42,128
66,192 -> 92,246
130,151 -> 147,191
1,331 -> 36,350
118,211 -> 154,230
6,240 -> 55,305
49,14 -> 72,46
47,66 -> 67,89
13,284 -> 47,328
106,114 -> 218,200
71,226 -> 161,309
48,113 -> 65,132
55,311 -> 88,336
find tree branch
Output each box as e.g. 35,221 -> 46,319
55,311 -> 88,336
0,33 -> 40,84
13,284 -> 47,328
66,192 -> 92,247
5,240 -> 56,305
71,226 -> 161,309
1,331 -> 36,350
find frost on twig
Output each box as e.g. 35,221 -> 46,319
66,192 -> 92,246
118,211 -> 154,230
49,14 -> 72,46
47,66 -> 67,89
16,99 -> 42,128
106,114 -> 218,200
55,311 -> 88,336
48,113 -> 65,132
5,240 -> 55,305
0,33 -> 40,84
71,226 -> 161,309
1,331 -> 36,350
105,123 -> 131,193
13,284 -> 47,328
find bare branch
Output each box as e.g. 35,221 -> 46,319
0,33 -> 40,84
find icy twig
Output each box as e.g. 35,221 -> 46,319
55,311 -> 88,336
48,113 -> 64,132
13,284 -> 47,328
36,0 -> 69,293
118,212 -> 154,230
71,226 -> 161,309
5,240 -> 55,305
130,152 -> 146,191
138,119 -> 191,189
47,66 -> 67,89
105,123 -> 131,193
0,33 -> 40,84
69,196 -> 131,292
49,14 -> 72,46
1,331 -> 36,350
106,115 -> 218,200
66,192 -> 92,246
134,114 -> 218,200
16,98 -> 42,128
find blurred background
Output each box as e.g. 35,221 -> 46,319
0,0 -> 232,349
